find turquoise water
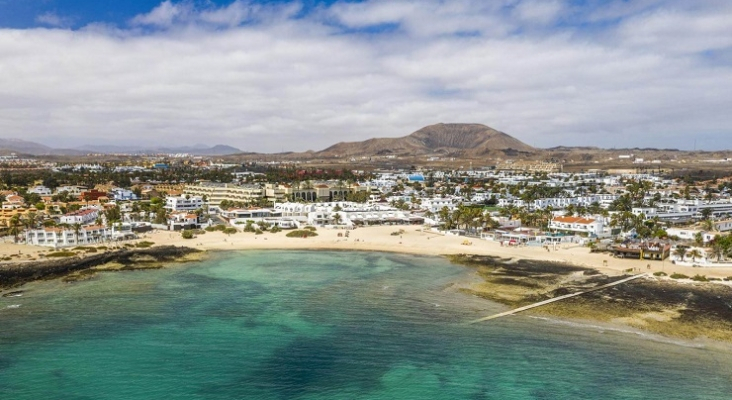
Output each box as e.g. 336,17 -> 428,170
1,250 -> 732,399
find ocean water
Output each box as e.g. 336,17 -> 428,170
1,250 -> 731,399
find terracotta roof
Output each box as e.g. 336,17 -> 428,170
552,216 -> 596,224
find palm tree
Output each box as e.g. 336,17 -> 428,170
8,214 -> 22,243
673,246 -> 687,261
73,223 -> 82,245
332,213 -> 342,226
710,242 -> 725,262
687,249 -> 702,263
23,212 -> 37,230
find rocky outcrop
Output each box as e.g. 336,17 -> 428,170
316,123 -> 536,157
0,246 -> 201,289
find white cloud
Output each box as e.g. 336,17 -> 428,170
130,0 -> 193,27
514,0 -> 564,25
35,12 -> 74,28
1,0 -> 731,151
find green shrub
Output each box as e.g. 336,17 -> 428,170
725,277 -> 732,282
46,251 -> 77,258
97,246 -> 108,250
270,225 -> 282,233
670,273 -> 689,279
255,229 -> 263,235
181,230 -> 194,239
73,246 -> 98,253
653,271 -> 667,277
286,230 -> 319,238
136,241 -> 155,248
223,227 -> 238,235
304,226 -> 317,232
691,274 -> 708,282
204,226 -> 216,232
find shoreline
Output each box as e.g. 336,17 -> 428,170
3,225 -> 732,346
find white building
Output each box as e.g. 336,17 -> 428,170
54,185 -> 85,196
28,185 -> 53,196
25,225 -> 118,247
165,196 -> 204,212
59,208 -> 100,225
549,216 -> 605,237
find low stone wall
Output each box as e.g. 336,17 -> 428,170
0,246 -> 200,288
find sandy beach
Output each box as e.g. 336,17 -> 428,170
4,226 -> 732,280
136,226 -> 732,280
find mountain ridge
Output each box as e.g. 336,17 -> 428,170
316,123 -> 535,157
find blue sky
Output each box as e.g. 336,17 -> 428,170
0,0 -> 731,151
0,0 -> 342,28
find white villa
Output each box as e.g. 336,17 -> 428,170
549,216 -> 606,237
25,225 -> 135,247
165,196 -> 204,212
59,208 -> 100,225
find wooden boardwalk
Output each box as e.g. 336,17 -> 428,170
469,273 -> 649,324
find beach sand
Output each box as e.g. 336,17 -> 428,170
139,226 -> 732,280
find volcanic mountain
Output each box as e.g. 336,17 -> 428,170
317,123 -> 535,157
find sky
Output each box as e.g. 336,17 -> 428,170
0,0 -> 731,152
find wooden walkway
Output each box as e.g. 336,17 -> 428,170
469,273 -> 649,324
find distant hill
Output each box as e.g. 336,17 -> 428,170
0,138 -> 242,156
78,144 -> 242,155
0,138 -> 55,155
317,123 -> 536,157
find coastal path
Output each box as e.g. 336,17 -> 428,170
469,273 -> 649,324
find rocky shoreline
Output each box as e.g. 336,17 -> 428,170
450,254 -> 732,342
0,245 -> 203,289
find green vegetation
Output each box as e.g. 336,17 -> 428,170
653,271 -> 667,277
691,274 -> 708,282
73,246 -> 98,253
136,241 -> 155,248
270,225 -> 282,233
670,273 -> 690,279
222,227 -> 238,235
181,230 -> 194,239
46,251 -> 77,258
286,230 -> 318,238
304,226 -> 317,232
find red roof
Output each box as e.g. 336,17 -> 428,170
552,216 -> 596,224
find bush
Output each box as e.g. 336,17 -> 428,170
270,225 -> 282,233
691,274 -> 708,282
223,227 -> 238,235
653,271 -> 667,277
73,246 -> 97,253
136,241 -> 155,248
181,230 -> 194,239
670,273 -> 689,279
46,251 -> 77,258
97,246 -> 108,250
286,230 -> 319,238
725,277 -> 732,282
304,226 -> 317,232
255,229 -> 263,235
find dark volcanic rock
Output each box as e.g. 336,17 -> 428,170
0,246 -> 200,288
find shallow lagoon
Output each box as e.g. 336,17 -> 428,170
1,251 -> 731,399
